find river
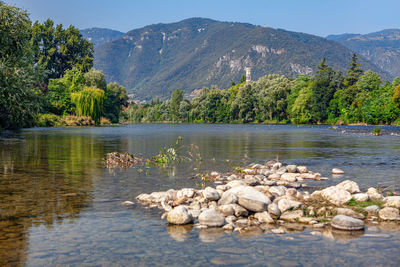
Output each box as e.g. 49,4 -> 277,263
1,124 -> 399,266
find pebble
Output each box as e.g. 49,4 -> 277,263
332,168 -> 344,174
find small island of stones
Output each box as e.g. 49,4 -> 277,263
135,160 -> 400,235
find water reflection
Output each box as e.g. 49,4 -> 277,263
0,131 -> 101,266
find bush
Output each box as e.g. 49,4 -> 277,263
100,117 -> 111,125
62,116 -> 94,126
36,114 -> 61,127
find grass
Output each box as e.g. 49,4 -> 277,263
347,198 -> 384,208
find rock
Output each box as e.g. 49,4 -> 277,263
280,173 -> 298,182
307,206 -> 315,217
352,193 -> 369,202
285,188 -> 298,198
367,187 -> 383,200
321,186 -> 352,206
235,219 -> 249,227
297,166 -> 308,173
336,208 -> 365,220
216,185 -> 228,191
271,228 -> 285,234
203,187 -> 220,201
268,203 -> 281,217
225,215 -> 237,224
268,173 -> 281,180
122,201 -> 134,205
198,209 -> 225,227
280,210 -> 303,222
222,224 -> 234,231
226,180 -> 246,188
254,211 -> 274,224
188,209 -> 201,219
336,180 -> 360,194
217,204 -> 235,217
277,199 -> 302,213
317,207 -> 326,216
286,182 -> 301,188
167,206 -> 193,225
243,168 -> 256,175
230,186 -> 271,212
243,176 -> 260,186
385,196 -> 400,208
276,167 -> 287,175
332,168 -> 344,175
234,204 -> 248,217
177,188 -> 195,199
286,165 -> 297,173
227,174 -> 238,181
259,169 -> 272,176
272,162 -> 282,170
378,207 -> 400,221
172,196 -> 188,207
331,215 -> 364,230
264,180 -> 276,186
136,193 -> 151,202
364,205 -> 380,214
269,186 -> 286,197
218,191 -> 238,205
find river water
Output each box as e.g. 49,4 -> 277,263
0,124 -> 400,266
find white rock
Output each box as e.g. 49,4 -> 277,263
269,186 -> 286,197
321,186 -> 352,206
254,211 -> 274,224
378,207 -> 400,221
268,203 -> 281,217
218,191 -> 238,205
364,205 -> 380,214
280,210 -> 303,222
268,173 -> 281,180
167,206 -> 193,225
217,204 -> 235,217
280,173 -> 298,182
277,199 -> 302,213
233,204 -> 248,217
234,186 -> 271,212
384,196 -> 400,208
198,208 -> 225,227
332,168 -> 344,175
367,187 -> 383,200
226,180 -> 246,188
331,215 -> 364,230
202,187 -> 220,201
296,166 -> 308,173
352,193 -> 369,202
122,201 -> 134,205
336,180 -> 360,194
286,165 -> 297,173
177,188 -> 195,199
336,208 -> 365,219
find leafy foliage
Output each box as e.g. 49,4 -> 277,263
71,87 -> 105,125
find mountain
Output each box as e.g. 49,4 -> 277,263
81,27 -> 125,48
94,18 -> 390,100
327,29 -> 400,79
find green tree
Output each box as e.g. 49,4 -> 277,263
30,19 -> 93,81
104,82 -> 128,122
343,53 -> 363,88
239,73 -> 246,84
169,89 -> 183,121
393,84 -> 400,109
0,2 -> 45,129
231,83 -> 256,122
71,87 -> 105,124
84,68 -> 107,90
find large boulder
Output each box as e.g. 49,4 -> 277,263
331,215 -> 364,230
384,196 -> 400,208
336,180 -> 360,194
367,187 -> 383,200
202,187 -> 220,201
321,186 -> 352,206
167,206 -> 193,225
198,208 -> 225,227
378,207 -> 400,221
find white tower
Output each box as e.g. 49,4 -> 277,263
245,67 -> 251,83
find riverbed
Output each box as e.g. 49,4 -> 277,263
1,124 -> 399,266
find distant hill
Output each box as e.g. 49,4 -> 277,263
81,28 -> 125,48
327,29 -> 400,79
94,18 -> 390,100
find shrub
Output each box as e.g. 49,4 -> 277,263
36,114 -> 61,127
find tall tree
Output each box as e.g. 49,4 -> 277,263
31,19 -> 93,81
343,53 -> 363,88
0,2 -> 45,129
169,89 -> 183,121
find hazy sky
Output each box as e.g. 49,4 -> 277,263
5,0 -> 400,36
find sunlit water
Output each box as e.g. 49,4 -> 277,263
1,124 -> 400,266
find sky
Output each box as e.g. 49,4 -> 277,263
5,0 -> 400,37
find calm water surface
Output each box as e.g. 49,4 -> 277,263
1,124 -> 400,266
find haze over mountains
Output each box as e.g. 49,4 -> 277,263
81,18 -> 396,100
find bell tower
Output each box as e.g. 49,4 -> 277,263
245,67 -> 251,83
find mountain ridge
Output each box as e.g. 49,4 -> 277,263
92,18 -> 391,100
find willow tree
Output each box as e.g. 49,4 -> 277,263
71,87 -> 104,124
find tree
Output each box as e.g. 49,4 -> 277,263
240,73 -> 246,84
0,2 -> 45,129
169,89 -> 183,121
231,84 -> 256,122
394,84 -> 400,109
104,82 -> 128,122
30,19 -> 93,81
71,87 -> 104,124
343,53 -> 363,88
84,68 -> 106,90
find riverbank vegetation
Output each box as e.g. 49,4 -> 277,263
0,2 -> 127,130
123,54 -> 400,126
